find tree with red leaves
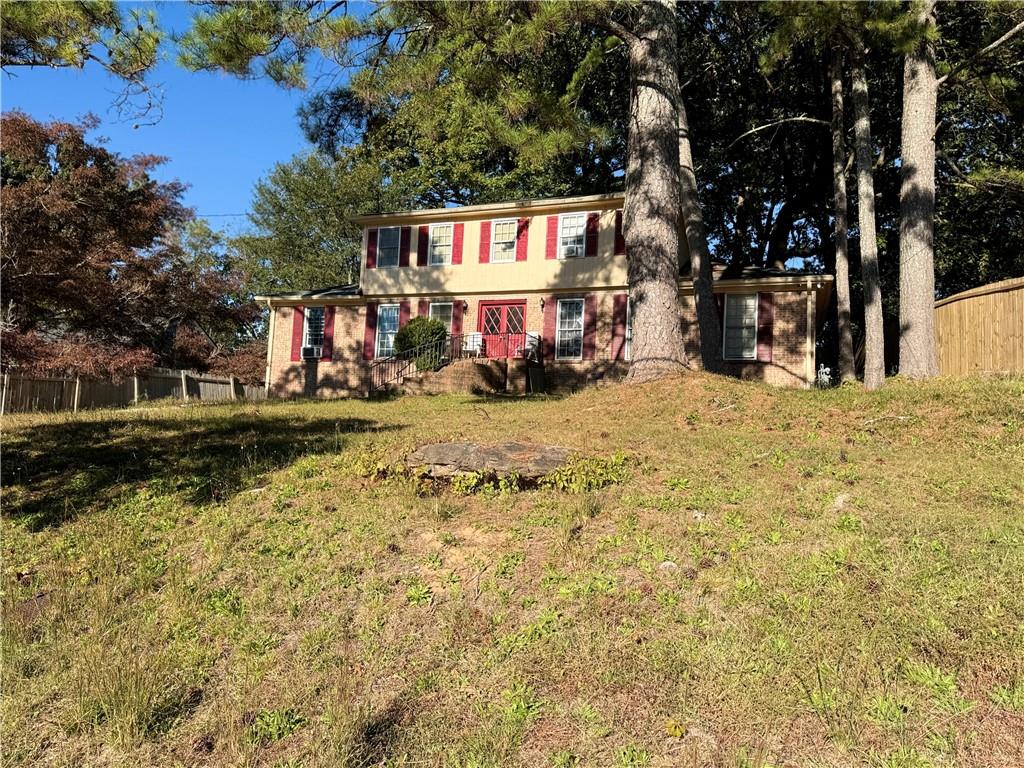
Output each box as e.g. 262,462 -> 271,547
0,110 -> 260,379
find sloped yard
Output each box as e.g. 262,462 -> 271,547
3,374 -> 1023,768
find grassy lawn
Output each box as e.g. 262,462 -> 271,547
3,374 -> 1023,768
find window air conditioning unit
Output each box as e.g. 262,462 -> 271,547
301,345 -> 322,360
563,245 -> 581,258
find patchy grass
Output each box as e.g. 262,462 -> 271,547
2,373 -> 1023,767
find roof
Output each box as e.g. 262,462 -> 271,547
714,261 -> 826,280
350,192 -> 625,227
254,284 -> 360,302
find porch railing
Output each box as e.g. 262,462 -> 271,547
368,331 -> 540,394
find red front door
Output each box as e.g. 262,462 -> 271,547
478,301 -> 526,358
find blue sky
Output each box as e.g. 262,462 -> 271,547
0,2 -> 321,234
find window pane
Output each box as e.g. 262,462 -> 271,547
556,299 -> 584,359
429,303 -> 453,331
378,228 -> 401,267
304,307 -> 325,348
430,224 -> 452,265
376,305 -> 400,357
723,294 -> 757,360
492,220 -> 517,263
560,213 -> 585,258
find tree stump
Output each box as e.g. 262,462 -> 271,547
406,442 -> 571,479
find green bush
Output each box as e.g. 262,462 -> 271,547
393,316 -> 448,368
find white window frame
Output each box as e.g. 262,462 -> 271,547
555,298 -> 585,361
375,303 -> 400,359
558,212 -> 587,259
428,223 -> 453,266
303,306 -> 325,348
490,218 -> 518,264
428,301 -> 454,332
722,293 -> 759,361
624,297 -> 633,362
377,226 -> 401,269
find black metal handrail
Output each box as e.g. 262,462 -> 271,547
368,331 -> 540,394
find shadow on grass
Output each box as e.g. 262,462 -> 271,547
3,412 -> 404,531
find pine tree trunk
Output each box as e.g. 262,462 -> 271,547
679,94 -> 722,373
830,45 -> 856,383
850,39 -> 885,391
624,0 -> 687,382
898,0 -> 939,378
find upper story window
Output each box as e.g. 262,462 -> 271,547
559,213 -> 586,258
429,223 -> 453,265
556,298 -> 585,360
491,219 -> 518,263
429,302 -> 453,332
723,294 -> 758,361
375,304 -> 400,358
377,227 -> 401,268
303,306 -> 325,348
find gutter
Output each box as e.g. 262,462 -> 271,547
264,297 -> 275,396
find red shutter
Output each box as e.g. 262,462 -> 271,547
582,294 -> 598,360
716,293 -> 725,323
452,300 -> 464,335
479,221 -> 491,264
417,225 -> 429,266
611,293 -> 628,361
320,306 -> 335,361
516,217 -> 529,261
585,212 -> 599,257
542,295 -> 557,360
399,300 -> 411,328
614,210 -> 625,255
290,306 -> 305,362
365,229 -> 378,269
363,303 -> 378,360
452,222 -> 464,265
417,299 -> 430,317
546,215 -> 559,259
757,292 -> 774,363
399,226 -> 411,267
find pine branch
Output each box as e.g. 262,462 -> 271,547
725,116 -> 829,150
937,19 -> 1024,87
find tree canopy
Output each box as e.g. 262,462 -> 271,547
0,111 -> 259,378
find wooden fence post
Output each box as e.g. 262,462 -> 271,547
73,376 -> 81,413
180,370 -> 189,401
0,373 -> 8,416
133,373 -> 140,405
229,375 -> 238,400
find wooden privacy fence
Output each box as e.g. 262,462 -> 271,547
0,368 -> 266,414
935,277 -> 1024,377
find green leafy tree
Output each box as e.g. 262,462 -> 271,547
233,151 -> 392,295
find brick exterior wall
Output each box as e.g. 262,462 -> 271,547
266,287 -> 816,398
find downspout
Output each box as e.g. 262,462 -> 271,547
264,299 -> 276,396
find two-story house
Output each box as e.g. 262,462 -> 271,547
257,192 -> 833,397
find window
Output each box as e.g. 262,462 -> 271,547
303,306 -> 325,349
377,227 -> 401,268
375,304 -> 400,358
429,224 -> 453,265
556,298 -> 584,360
491,219 -> 517,263
429,302 -> 453,332
559,213 -> 586,258
624,298 -> 633,362
723,293 -> 758,360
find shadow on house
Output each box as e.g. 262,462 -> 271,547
3,413 -> 403,531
